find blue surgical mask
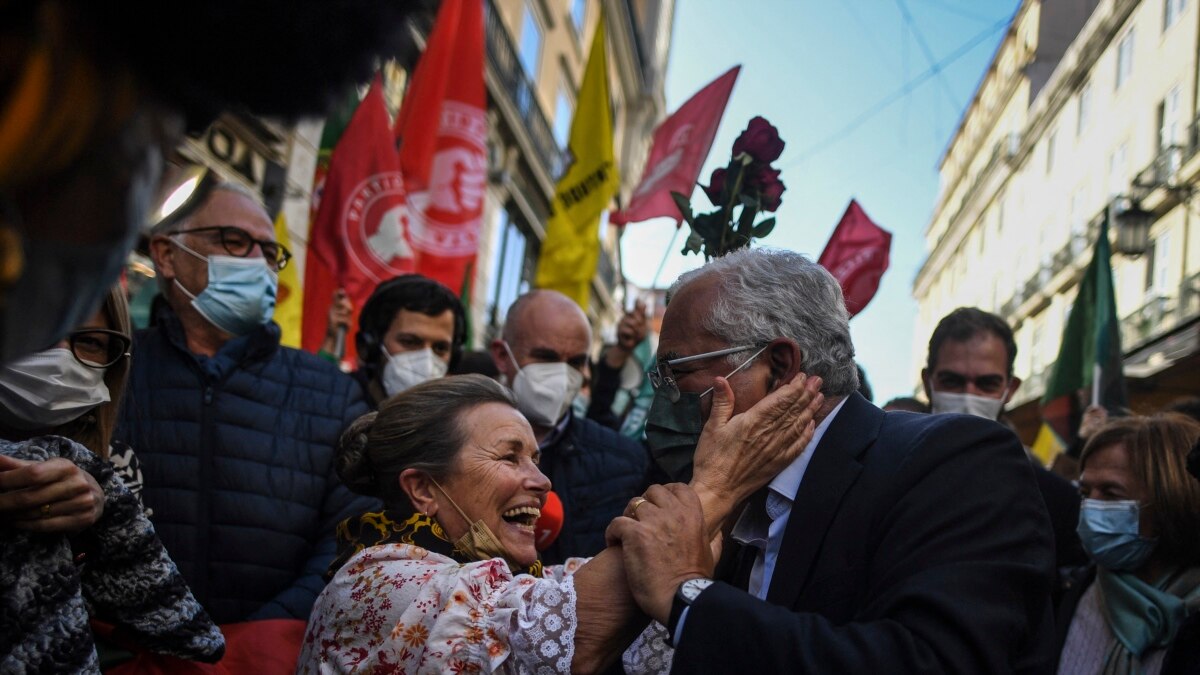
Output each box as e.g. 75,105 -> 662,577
1077,499 -> 1158,571
172,239 -> 277,336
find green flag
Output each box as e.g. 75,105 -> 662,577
1032,214 -> 1127,463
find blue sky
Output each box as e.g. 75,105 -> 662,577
619,0 -> 1022,403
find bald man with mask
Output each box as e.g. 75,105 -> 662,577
490,290 -> 647,565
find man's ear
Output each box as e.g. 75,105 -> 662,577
399,468 -> 438,517
490,339 -> 514,382
921,368 -> 932,401
149,235 -> 176,282
766,338 -> 803,390
1003,376 -> 1022,404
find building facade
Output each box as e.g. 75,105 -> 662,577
474,0 -> 674,341
135,0 -> 675,351
913,0 -> 1200,443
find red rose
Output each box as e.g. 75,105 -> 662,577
732,117 -> 785,163
759,177 -> 785,212
744,165 -> 785,211
702,167 -> 727,205
744,164 -> 780,190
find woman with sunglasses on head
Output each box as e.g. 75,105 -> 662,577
0,287 -> 223,673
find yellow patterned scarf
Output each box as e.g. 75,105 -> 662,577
327,508 -> 543,581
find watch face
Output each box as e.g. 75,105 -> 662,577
681,578 -> 713,602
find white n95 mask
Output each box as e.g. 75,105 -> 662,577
381,347 -> 448,397
503,343 -> 583,426
930,389 -> 1005,420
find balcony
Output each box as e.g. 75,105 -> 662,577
484,0 -> 564,186
1120,271 -> 1200,351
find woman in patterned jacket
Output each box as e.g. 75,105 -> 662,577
0,286 -> 223,672
300,372 -> 823,674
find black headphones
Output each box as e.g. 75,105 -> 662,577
354,274 -> 467,371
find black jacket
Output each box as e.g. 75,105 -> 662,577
115,308 -> 376,623
538,412 -> 648,565
674,394 -> 1057,674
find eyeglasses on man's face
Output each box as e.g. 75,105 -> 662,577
67,329 -> 131,368
647,343 -> 766,403
177,225 -> 292,270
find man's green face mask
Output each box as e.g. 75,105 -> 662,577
644,344 -> 768,481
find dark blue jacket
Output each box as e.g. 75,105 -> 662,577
539,413 -> 648,565
115,308 -> 375,624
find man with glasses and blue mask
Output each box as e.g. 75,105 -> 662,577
489,289 -> 647,565
605,248 -> 1058,673
115,182 -> 375,625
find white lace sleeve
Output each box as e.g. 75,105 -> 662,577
622,621 -> 674,674
502,573 -> 578,674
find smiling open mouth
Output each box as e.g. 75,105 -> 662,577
501,506 -> 541,529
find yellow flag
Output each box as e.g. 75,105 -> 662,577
534,15 -> 619,308
1031,423 -> 1066,466
273,211 -> 304,348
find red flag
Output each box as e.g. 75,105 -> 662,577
301,79 -> 412,361
610,66 -> 740,226
817,199 -> 892,317
394,0 -> 487,293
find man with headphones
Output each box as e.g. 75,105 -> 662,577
334,275 -> 466,408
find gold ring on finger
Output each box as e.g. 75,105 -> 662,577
630,497 -> 648,519
40,503 -> 50,518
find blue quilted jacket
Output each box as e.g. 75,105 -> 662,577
538,413 -> 648,565
115,308 -> 375,624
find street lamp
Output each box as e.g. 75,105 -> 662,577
1110,194 -> 1153,257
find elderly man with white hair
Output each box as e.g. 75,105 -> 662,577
607,248 -> 1058,674
115,182 -> 374,624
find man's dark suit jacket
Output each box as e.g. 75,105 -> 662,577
673,393 -> 1057,674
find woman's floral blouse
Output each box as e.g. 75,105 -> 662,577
298,543 -> 673,674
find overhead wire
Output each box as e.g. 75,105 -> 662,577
893,0 -> 963,111
778,17 -> 1009,169
909,0 -> 1006,25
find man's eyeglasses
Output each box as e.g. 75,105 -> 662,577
176,226 -> 292,270
67,329 -> 131,368
647,344 -> 765,403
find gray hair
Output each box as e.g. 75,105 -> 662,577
151,179 -> 267,236
151,180 -> 269,292
668,248 -> 860,397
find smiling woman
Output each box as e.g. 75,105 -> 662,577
300,369 -> 826,673
300,374 -> 662,674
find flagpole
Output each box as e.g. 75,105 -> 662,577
650,225 -> 683,290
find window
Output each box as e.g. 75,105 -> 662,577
1146,233 -> 1172,293
553,86 -> 573,150
1070,187 -> 1088,237
1108,143 -> 1128,197
570,0 -> 587,34
1165,0 -> 1186,30
1159,86 -> 1183,174
1046,128 -> 1057,174
487,207 -> 534,327
1116,29 -> 1135,90
518,3 -> 543,81
1077,82 -> 1092,136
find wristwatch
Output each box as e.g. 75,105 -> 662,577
667,578 -> 714,644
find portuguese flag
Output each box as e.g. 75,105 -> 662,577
1031,215 -> 1127,464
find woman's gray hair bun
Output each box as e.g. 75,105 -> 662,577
336,410 -> 380,497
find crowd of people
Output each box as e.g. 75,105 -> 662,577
3,3 -> 1200,673
3,177 -> 1199,674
